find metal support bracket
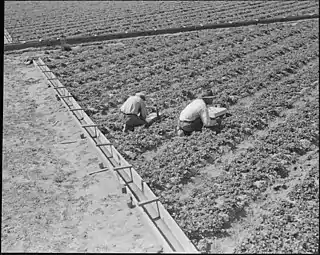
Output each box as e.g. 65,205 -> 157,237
82,124 -> 99,138
60,95 -> 73,98
70,108 -> 84,111
114,165 -> 134,184
138,197 -> 159,207
96,142 -> 112,147
82,124 -> 99,128
113,165 -> 133,171
138,197 -> 161,219
88,167 -> 110,176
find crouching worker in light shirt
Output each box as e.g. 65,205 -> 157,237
177,89 -> 216,136
120,91 -> 148,132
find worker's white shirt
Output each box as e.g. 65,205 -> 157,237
179,99 -> 213,126
120,95 -> 147,120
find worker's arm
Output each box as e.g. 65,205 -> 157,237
139,101 -> 147,120
199,105 -> 215,127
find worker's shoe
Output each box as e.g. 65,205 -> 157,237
122,124 -> 128,133
123,124 -> 135,132
177,129 -> 185,137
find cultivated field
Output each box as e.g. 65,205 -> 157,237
38,19 -> 319,252
4,1 -> 319,42
4,0 -> 319,253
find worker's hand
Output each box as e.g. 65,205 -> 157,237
216,117 -> 222,126
210,119 -> 218,126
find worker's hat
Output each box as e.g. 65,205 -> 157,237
135,91 -> 147,100
199,89 -> 214,99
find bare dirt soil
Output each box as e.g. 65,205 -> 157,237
2,54 -> 161,253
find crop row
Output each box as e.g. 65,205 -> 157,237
47,20 -> 314,86
235,85 -> 319,253
43,20 -> 318,184
6,1 -> 314,31
45,20 -> 317,116
135,54 -> 319,245
155,57 -> 319,250
42,19 -> 319,251
5,1 -> 319,42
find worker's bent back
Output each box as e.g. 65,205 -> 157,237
179,99 -> 210,125
120,95 -> 147,119
120,95 -> 148,132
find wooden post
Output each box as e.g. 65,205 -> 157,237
121,184 -> 127,194
127,194 -> 134,208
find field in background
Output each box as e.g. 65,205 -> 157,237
4,1 -> 319,42
41,19 -> 319,252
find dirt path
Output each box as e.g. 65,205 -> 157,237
2,54 -> 161,253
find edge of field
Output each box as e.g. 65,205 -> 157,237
2,52 -> 162,253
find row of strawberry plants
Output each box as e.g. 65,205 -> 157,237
42,20 -> 318,155
3,1 -> 261,40
84,1 -> 317,34
236,1 -> 318,20
126,44 -> 315,245
99,21 -> 315,127
5,1 -> 318,41
41,25 -> 308,155
6,1 -> 237,31
46,20 -> 316,112
30,5 -> 319,40
158,59 -> 319,250
142,53 -> 319,187
90,43 -> 318,249
42,20 -> 318,162
49,16 -> 304,64
7,1 -> 306,31
236,190 -> 318,253
42,19 -> 318,250
234,92 -> 319,253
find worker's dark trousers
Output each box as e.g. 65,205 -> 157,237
122,113 -> 147,131
178,118 -> 203,136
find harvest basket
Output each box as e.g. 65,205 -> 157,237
208,106 -> 227,118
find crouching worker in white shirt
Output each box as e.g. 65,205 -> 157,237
120,92 -> 148,132
177,89 -> 216,136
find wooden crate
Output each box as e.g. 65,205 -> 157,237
208,107 -> 227,118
